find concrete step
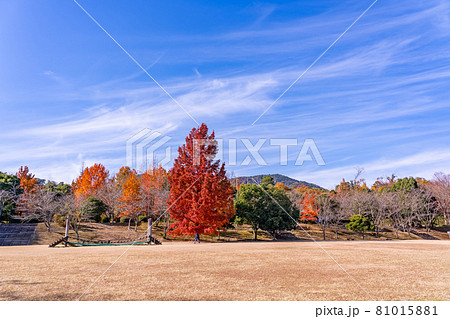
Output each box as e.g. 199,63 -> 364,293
0,223 -> 37,246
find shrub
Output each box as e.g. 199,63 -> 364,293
80,197 -> 107,223
119,217 -> 129,224
100,216 -> 110,223
138,215 -> 147,223
54,214 -> 66,227
346,214 -> 374,239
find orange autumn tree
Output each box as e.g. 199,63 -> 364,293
16,166 -> 38,194
275,182 -> 289,191
16,166 -> 39,215
300,192 -> 318,223
98,166 -> 133,223
371,174 -> 397,192
119,169 -> 142,231
115,166 -> 132,188
72,163 -> 109,202
141,166 -> 169,220
168,123 -> 235,238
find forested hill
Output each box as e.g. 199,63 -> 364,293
233,174 -> 323,189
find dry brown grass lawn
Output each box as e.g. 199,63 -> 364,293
0,241 -> 449,301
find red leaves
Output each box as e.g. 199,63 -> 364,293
168,124 -> 235,236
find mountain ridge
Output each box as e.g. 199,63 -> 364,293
232,174 -> 323,189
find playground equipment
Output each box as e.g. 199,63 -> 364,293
49,217 -> 161,247
48,236 -> 68,247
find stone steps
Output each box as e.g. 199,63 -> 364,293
0,223 -> 37,246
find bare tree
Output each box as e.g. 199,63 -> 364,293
402,191 -> 420,236
380,191 -> 402,238
288,189 -> 303,209
371,192 -> 389,237
316,193 -> 339,240
353,191 -> 379,237
350,191 -> 380,237
353,167 -> 364,183
386,189 -> 421,237
153,186 -> 170,236
18,187 -> 59,232
99,178 -> 122,223
1,177 -> 20,219
59,193 -> 81,240
60,193 -> 103,240
327,193 -> 349,239
0,189 -> 15,219
430,172 -> 450,225
416,185 -> 440,232
347,191 -> 370,216
141,169 -> 170,234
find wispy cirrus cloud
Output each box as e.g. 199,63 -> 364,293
1,0 -> 449,187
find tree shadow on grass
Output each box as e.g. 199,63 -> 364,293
1,279 -> 44,285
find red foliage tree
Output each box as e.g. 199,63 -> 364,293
168,123 -> 234,238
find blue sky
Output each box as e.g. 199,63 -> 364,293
1,0 -> 450,189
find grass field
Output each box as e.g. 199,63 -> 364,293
1,241 -> 449,301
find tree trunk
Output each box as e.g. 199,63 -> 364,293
253,227 -> 258,241
322,225 -> 326,240
75,220 -> 81,240
64,216 -> 70,247
163,215 -> 169,238
147,218 -> 152,242
128,218 -> 131,231
135,218 -> 138,232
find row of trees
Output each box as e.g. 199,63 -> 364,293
1,123 -> 449,241
71,164 -> 170,233
232,173 -> 449,240
292,173 -> 450,240
0,124 -> 235,240
0,165 -> 170,238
